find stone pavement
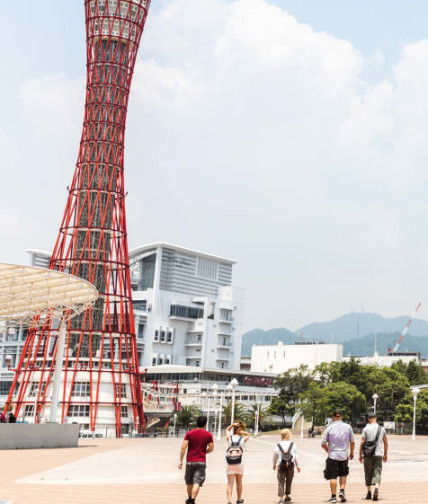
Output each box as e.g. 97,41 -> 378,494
0,434 -> 427,503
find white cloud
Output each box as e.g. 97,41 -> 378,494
4,0 -> 428,329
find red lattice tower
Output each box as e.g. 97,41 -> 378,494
6,0 -> 151,437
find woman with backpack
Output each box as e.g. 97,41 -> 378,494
273,429 -> 301,503
225,421 -> 251,504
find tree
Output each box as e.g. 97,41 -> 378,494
246,403 -> 271,430
268,393 -> 291,427
391,360 -> 427,386
273,365 -> 313,413
222,401 -> 249,426
324,382 -> 367,422
395,389 -> 428,429
299,382 -> 328,426
174,405 -> 199,430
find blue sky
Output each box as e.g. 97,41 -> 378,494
2,0 -> 428,331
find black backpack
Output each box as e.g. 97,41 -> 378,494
278,442 -> 294,471
226,436 -> 244,465
362,426 -> 382,458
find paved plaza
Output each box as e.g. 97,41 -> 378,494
0,434 -> 427,503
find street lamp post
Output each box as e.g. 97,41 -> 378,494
230,378 -> 238,425
254,396 -> 261,437
412,387 -> 420,441
372,393 -> 379,415
217,392 -> 223,441
212,384 -> 218,434
33,388 -> 40,424
173,412 -> 177,438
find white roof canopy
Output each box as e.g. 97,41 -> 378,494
0,263 -> 98,328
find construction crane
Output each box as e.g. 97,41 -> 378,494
388,302 -> 422,353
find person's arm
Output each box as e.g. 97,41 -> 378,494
292,444 -> 301,472
178,440 -> 189,470
321,429 -> 329,454
273,446 -> 279,470
206,442 -> 214,454
383,434 -> 388,462
349,427 -> 355,460
359,435 -> 366,463
240,430 -> 251,443
225,424 -> 235,441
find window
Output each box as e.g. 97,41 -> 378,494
160,330 -> 166,342
195,361 -> 200,367
72,382 -> 91,397
158,355 -> 164,365
115,383 -> 127,398
137,323 -> 145,337
121,406 -> 128,418
30,382 -> 46,395
197,257 -> 218,280
220,309 -> 233,321
165,354 -> 171,365
133,300 -> 147,311
153,330 -> 159,342
152,353 -> 158,366
170,305 -> 204,319
167,331 -> 173,343
24,405 -> 34,417
68,405 -> 90,417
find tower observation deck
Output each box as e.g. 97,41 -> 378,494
6,0 -> 151,437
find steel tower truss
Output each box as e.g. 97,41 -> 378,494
7,0 -> 151,436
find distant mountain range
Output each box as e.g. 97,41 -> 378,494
241,312 -> 428,358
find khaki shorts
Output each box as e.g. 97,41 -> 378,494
185,462 -> 206,486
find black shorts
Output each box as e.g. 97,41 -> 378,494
324,458 -> 349,480
185,462 -> 206,486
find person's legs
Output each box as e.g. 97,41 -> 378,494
339,476 -> 347,491
277,470 -> 286,500
372,457 -> 383,501
364,458 -> 373,498
330,479 -> 337,496
226,474 -> 235,503
191,484 -> 201,500
285,466 -> 295,498
236,474 -> 244,501
186,485 -> 193,498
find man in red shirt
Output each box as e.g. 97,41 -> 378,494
178,415 -> 214,504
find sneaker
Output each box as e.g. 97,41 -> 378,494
326,498 -> 337,503
237,501 -> 244,504
339,491 -> 346,503
365,491 -> 372,500
373,489 -> 379,501
284,498 -> 292,502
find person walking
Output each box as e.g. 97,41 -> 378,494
273,428 -> 301,503
178,415 -> 214,504
359,413 -> 388,501
321,410 -> 355,503
225,421 -> 251,504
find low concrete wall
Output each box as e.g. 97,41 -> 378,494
0,424 -> 79,450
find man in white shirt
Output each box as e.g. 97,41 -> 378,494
321,411 -> 355,503
359,413 -> 388,501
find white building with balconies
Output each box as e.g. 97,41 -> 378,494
130,243 -> 245,370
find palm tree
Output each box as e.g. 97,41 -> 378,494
246,403 -> 271,431
173,405 -> 200,431
222,400 -> 249,427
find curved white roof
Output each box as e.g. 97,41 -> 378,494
0,263 -> 98,327
129,242 -> 236,264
